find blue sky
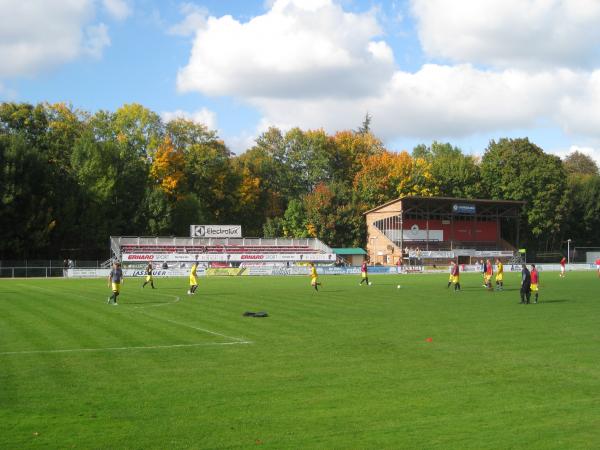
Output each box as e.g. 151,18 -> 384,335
2,0 -> 600,163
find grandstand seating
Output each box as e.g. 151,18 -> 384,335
120,244 -> 321,254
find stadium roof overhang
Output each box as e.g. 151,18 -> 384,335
364,196 -> 525,218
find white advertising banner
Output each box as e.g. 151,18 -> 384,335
122,253 -> 336,263
190,225 -> 242,238
401,225 -> 443,241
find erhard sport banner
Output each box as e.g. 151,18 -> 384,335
189,225 -> 242,238
121,253 -> 336,263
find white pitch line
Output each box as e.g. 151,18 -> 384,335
133,295 -> 181,309
0,341 -> 252,356
138,311 -> 251,344
16,283 -> 252,346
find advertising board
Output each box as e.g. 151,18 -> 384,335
190,225 -> 242,238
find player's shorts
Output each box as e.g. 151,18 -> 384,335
189,275 -> 198,286
311,276 -> 318,286
145,275 -> 153,282
495,273 -> 503,282
361,272 -> 367,278
448,274 -> 453,282
111,282 -> 121,293
561,266 -> 565,272
452,275 -> 459,284
484,275 -> 492,283
531,283 -> 538,292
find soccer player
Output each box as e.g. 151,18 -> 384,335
359,261 -> 370,285
451,261 -> 461,291
188,261 -> 199,295
596,258 -> 600,278
142,262 -> 155,289
480,259 -> 487,287
560,256 -> 566,277
484,259 -> 493,289
107,262 -> 124,305
495,259 -> 504,290
447,261 -> 454,288
520,264 -> 531,304
310,263 -> 321,291
530,264 -> 540,303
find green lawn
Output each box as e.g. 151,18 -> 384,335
1,272 -> 599,449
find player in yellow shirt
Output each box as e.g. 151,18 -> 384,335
188,261 -> 199,295
107,261 -> 124,305
495,259 -> 504,291
446,261 -> 454,288
142,262 -> 156,289
310,263 -> 321,291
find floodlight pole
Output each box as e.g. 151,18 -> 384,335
567,239 -> 572,264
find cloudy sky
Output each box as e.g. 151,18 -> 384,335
2,0 -> 600,163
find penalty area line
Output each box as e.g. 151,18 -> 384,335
0,341 -> 252,356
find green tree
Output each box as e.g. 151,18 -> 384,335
413,142 -> 483,198
481,138 -> 568,249
562,175 -> 600,247
563,151 -> 599,176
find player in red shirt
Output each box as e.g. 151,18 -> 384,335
450,261 -> 461,291
359,261 -> 370,285
530,264 -> 540,303
560,256 -> 566,278
596,258 -> 600,278
484,259 -> 493,289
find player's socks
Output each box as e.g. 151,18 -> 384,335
447,282 -> 451,288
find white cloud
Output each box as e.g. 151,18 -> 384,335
556,70 -> 600,136
248,64 -> 575,140
83,23 -> 111,59
411,0 -> 600,69
0,0 -> 111,78
176,0 -> 394,99
102,0 -> 132,21
168,3 -> 207,37
173,0 -> 600,150
161,108 -> 217,130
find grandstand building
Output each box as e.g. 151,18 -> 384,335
110,236 -> 335,267
364,196 -> 525,265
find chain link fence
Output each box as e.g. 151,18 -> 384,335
0,260 -> 104,278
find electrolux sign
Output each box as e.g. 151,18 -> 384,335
190,225 -> 242,238
452,203 -> 476,215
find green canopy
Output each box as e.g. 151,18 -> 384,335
332,248 -> 367,255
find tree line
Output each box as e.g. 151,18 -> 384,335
1,102 -> 599,259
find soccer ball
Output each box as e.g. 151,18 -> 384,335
369,282 -> 372,286
397,285 -> 401,289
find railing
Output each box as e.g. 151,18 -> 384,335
0,267 -> 66,278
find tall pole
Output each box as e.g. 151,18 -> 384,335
567,239 -> 571,264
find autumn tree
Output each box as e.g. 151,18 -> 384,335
353,150 -> 437,208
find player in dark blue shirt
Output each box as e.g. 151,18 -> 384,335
107,262 -> 124,305
520,264 -> 531,304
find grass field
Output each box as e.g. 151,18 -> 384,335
1,272 -> 599,449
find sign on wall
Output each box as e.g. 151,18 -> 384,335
452,203 -> 476,214
190,225 -> 242,238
